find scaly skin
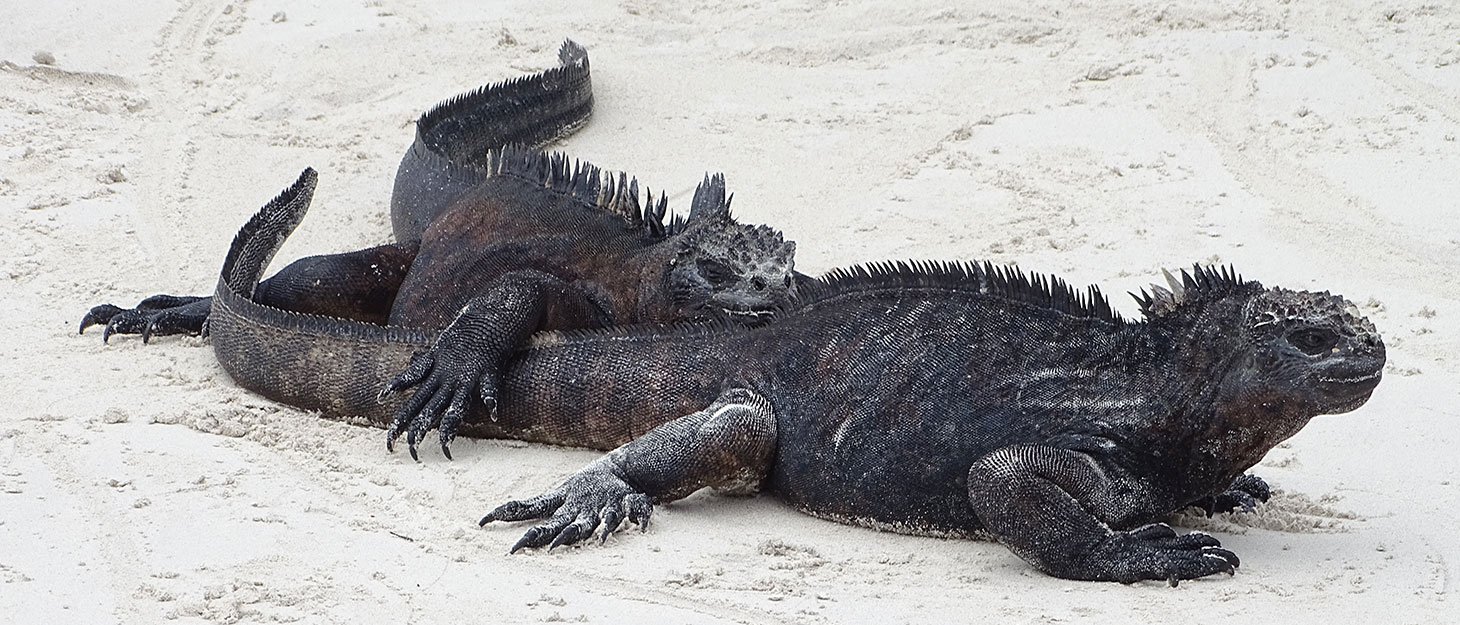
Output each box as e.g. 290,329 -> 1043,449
79,40 -> 800,461
210,173 -> 1385,584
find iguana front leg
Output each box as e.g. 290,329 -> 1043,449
81,242 -> 416,342
481,388 -> 776,551
967,445 -> 1239,585
381,269 -> 609,460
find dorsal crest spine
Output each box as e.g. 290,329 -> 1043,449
803,260 -> 1122,323
1131,264 -> 1250,319
486,145 -> 677,238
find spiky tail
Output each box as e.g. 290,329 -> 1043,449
211,169 -> 433,424
390,39 -> 594,241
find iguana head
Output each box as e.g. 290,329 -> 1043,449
1139,266 -> 1385,421
1235,286 -> 1385,414
662,175 -> 797,324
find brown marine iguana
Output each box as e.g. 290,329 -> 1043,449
209,164 -> 1385,584
78,41 -> 800,458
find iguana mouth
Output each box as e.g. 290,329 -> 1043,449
1317,371 -> 1382,385
1315,369 -> 1382,412
721,308 -> 777,325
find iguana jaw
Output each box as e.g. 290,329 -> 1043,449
1313,367 -> 1382,414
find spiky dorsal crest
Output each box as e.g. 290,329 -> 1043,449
801,260 -> 1122,323
687,173 -> 732,224
486,145 -> 676,238
651,173 -> 734,237
1131,264 -> 1255,320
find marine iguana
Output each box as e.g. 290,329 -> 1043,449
78,40 -> 800,458
80,40 -> 599,343
209,168 -> 1385,584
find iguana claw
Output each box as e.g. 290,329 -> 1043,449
80,304 -> 125,335
1099,524 -> 1239,584
382,315 -> 501,459
482,459 -> 651,552
1188,474 -> 1272,517
81,295 -> 210,343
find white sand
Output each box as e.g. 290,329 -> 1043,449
3,0 -> 1457,622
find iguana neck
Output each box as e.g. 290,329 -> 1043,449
1141,297 -> 1309,498
628,244 -> 692,323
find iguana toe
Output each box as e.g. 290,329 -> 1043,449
624,493 -> 653,532
548,513 -> 601,550
380,351 -> 435,401
1232,474 -> 1272,503
485,460 -> 651,552
436,392 -> 473,459
509,526 -> 557,554
82,296 -> 209,343
1188,474 -> 1272,516
79,304 -> 125,334
1102,526 -> 1241,584
598,504 -> 624,543
480,492 -> 566,526
479,394 -> 498,422
387,377 -> 449,459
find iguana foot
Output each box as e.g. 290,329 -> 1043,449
480,459 -> 653,552
1098,523 -> 1238,586
381,340 -> 498,462
1187,474 -> 1271,517
80,295 -> 210,343
382,291 -> 545,460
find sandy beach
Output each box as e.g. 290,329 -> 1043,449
2,0 -> 1457,622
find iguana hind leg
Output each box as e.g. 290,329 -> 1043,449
81,242 -> 416,342
481,388 -> 776,551
381,269 -> 610,460
967,444 -> 1239,585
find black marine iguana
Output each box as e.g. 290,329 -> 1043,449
78,40 -> 799,458
80,40 -> 600,342
208,167 -> 1385,584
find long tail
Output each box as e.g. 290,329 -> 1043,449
211,169 -> 433,425
390,39 -> 594,242
217,167 -> 317,299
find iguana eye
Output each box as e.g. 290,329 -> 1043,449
1288,328 -> 1339,355
696,259 -> 735,284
